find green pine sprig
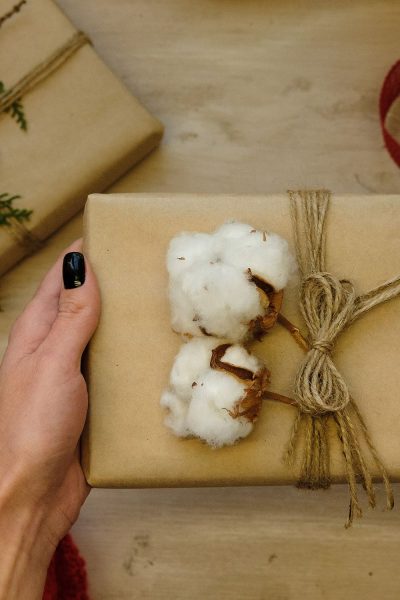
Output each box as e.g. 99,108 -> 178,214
0,80 -> 28,131
6,97 -> 27,131
0,193 -> 32,226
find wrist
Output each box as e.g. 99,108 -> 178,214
0,466 -> 54,600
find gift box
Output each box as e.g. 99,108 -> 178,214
82,193 -> 400,488
0,0 -> 163,276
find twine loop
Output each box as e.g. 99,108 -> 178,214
294,271 -> 357,414
311,339 -> 334,354
311,340 -> 334,354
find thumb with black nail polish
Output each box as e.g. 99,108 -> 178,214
63,252 -> 86,289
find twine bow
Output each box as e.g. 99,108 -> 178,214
286,190 -> 400,526
295,272 -> 356,414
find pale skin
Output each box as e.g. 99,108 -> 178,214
0,240 -> 101,599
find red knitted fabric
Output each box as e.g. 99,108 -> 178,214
380,60 -> 400,167
42,535 -> 89,600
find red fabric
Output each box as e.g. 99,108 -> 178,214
43,535 -> 89,600
380,60 -> 400,167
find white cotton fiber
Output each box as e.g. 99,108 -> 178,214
168,283 -> 199,337
214,223 -> 297,291
186,369 -> 252,448
214,221 -> 256,240
170,336 -> 223,400
160,389 -> 191,437
177,262 -> 262,341
221,343 -> 263,373
166,220 -> 296,342
161,339 -> 263,447
167,232 -> 215,278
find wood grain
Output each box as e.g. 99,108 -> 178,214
1,0 -> 400,597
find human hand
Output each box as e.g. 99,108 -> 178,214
0,240 -> 100,599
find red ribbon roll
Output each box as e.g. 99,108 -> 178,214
380,60 -> 400,167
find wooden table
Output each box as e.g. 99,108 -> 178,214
2,1 -> 400,597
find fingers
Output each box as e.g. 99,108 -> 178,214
6,240 -> 84,359
42,247 -> 101,370
6,239 -> 101,371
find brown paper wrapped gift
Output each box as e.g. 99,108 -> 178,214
0,0 -> 163,276
82,193 -> 400,489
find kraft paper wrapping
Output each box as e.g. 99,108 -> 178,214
0,0 -> 163,276
82,193 -> 400,488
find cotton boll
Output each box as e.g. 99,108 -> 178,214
221,229 -> 297,291
179,261 -> 263,341
166,221 -> 296,340
162,340 -> 265,446
167,232 -> 216,279
170,336 -> 223,400
186,369 -> 253,448
160,389 -> 191,437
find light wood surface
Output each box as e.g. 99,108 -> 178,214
2,0 -> 400,597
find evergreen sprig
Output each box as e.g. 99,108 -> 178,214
0,80 -> 28,131
0,193 -> 32,226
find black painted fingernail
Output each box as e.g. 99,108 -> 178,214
63,252 -> 86,289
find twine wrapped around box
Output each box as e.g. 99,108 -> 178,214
0,31 -> 90,116
284,189 -> 400,526
0,23 -> 90,252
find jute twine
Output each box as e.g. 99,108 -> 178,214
0,0 -> 26,29
285,189 -> 400,526
0,30 -> 90,252
0,31 -> 89,114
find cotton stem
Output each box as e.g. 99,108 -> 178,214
277,313 -> 310,352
